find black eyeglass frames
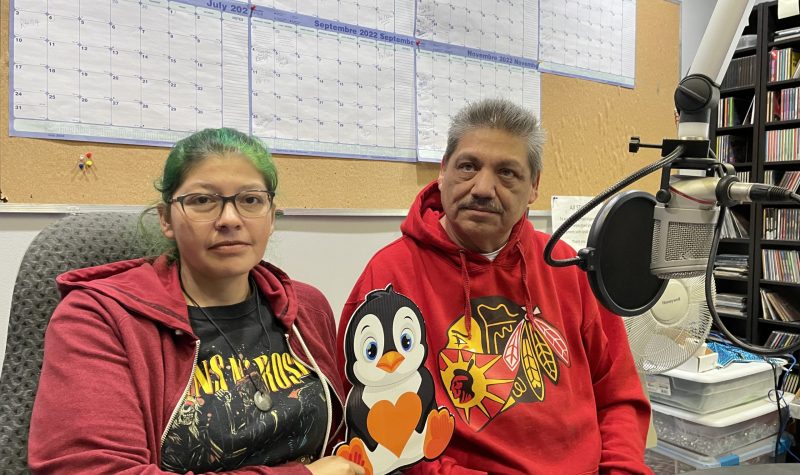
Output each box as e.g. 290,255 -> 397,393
169,190 -> 275,221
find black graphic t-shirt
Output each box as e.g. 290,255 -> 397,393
161,291 -> 327,472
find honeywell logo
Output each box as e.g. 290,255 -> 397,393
661,298 -> 682,305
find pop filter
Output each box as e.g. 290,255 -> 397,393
584,191 -> 668,316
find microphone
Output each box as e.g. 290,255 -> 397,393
650,175 -> 719,280
554,162 -> 797,317
650,174 -> 795,280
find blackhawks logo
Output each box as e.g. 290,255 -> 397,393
438,296 -> 570,431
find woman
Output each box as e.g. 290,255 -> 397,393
28,128 -> 362,475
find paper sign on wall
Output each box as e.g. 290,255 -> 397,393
550,196 -> 600,251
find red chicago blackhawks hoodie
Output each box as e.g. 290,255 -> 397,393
338,181 -> 652,475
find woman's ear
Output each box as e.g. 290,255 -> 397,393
268,205 -> 276,238
158,204 -> 175,240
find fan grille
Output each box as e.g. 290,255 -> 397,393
623,277 -> 714,374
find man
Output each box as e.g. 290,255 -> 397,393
337,98 -> 652,474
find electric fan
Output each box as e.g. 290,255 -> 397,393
623,276 -> 714,374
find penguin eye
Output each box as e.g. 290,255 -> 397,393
363,338 -> 379,361
400,329 -> 414,352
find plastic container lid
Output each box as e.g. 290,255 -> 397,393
662,361 -> 776,383
790,399 -> 800,420
652,393 -> 794,427
650,434 -> 792,468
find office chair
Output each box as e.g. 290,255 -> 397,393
0,211 -> 162,473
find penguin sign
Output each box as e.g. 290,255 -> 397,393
336,285 -> 454,475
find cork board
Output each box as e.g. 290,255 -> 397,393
0,0 -> 679,210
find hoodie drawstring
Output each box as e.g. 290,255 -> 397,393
458,250 -> 474,339
516,241 -> 536,326
459,242 -> 534,340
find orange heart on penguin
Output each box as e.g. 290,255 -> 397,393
366,392 -> 422,457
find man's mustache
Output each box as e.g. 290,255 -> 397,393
458,199 -> 503,214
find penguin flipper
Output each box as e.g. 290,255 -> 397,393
345,385 -> 380,452
415,368 -> 438,433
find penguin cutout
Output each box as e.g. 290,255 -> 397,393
336,285 -> 454,475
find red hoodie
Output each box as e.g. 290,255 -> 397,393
28,256 -> 345,474
338,182 -> 652,475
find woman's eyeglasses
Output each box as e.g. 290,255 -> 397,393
170,190 -> 274,221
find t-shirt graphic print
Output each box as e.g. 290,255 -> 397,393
161,292 -> 327,472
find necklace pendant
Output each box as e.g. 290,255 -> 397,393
254,390 -> 273,411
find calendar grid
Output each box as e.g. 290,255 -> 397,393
414,38 -> 540,162
9,1 -> 630,160
537,0 -> 636,87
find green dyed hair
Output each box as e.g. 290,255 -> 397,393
158,127 -> 277,205
140,128 -> 278,258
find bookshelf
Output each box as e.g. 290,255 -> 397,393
712,2 -> 800,354
712,5 -> 760,344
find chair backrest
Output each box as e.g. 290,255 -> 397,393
0,212 -> 163,473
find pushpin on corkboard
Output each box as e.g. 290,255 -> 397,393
77,152 -> 95,174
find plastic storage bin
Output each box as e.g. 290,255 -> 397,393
645,434 -> 792,475
646,361 -> 780,413
651,394 -> 793,456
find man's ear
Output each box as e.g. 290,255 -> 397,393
528,173 -> 541,205
158,204 -> 175,240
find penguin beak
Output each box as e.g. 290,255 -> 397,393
376,351 -> 405,373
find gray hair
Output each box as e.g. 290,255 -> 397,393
443,98 -> 545,181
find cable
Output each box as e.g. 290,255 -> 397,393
705,207 -> 800,355
780,353 -> 797,388
775,353 -> 800,462
544,145 -> 686,267
769,358 -> 782,462
767,358 -> 800,463
768,358 -> 786,462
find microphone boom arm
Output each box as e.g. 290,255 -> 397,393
676,0 -> 754,142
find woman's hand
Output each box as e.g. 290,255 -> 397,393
307,455 -> 366,475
